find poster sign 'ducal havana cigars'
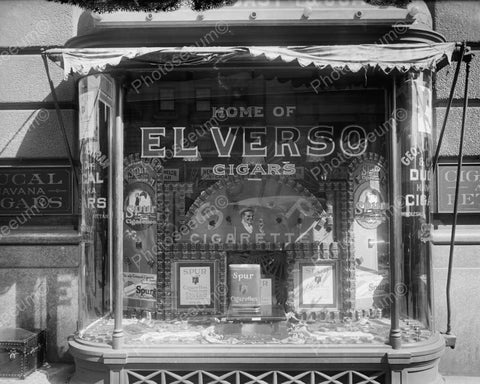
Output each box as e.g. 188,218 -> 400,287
0,166 -> 73,215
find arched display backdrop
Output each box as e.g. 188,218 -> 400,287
122,153 -> 390,321
183,176 -> 331,245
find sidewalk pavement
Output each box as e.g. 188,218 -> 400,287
0,364 -> 478,384
444,377 -> 480,384
0,363 -> 74,384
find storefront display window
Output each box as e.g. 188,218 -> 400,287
77,68 -> 433,346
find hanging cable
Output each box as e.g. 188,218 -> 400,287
41,53 -> 79,186
446,52 -> 471,335
432,43 -> 465,172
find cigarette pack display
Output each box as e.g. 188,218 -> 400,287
261,278 -> 273,306
229,264 -> 261,312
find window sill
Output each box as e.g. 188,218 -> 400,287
431,227 -> 480,245
0,227 -> 81,245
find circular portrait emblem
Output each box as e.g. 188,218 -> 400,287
354,186 -> 386,229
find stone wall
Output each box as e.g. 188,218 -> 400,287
430,0 -> 480,377
0,0 -> 81,362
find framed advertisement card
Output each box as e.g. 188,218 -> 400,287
163,249 -> 226,319
175,261 -> 215,309
292,259 -> 338,312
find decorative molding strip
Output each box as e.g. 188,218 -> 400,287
431,227 -> 480,245
0,230 -> 81,245
125,369 -> 386,384
0,102 -> 76,110
434,99 -> 480,108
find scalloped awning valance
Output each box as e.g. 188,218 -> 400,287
45,42 -> 457,79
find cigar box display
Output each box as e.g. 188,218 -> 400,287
260,278 -> 273,306
0,328 -> 46,379
229,264 -> 261,312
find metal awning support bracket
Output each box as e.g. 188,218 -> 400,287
41,53 -> 79,187
441,45 -> 473,347
432,43 -> 466,171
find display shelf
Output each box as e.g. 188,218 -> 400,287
225,305 -> 287,322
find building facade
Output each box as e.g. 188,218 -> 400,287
0,0 -> 478,382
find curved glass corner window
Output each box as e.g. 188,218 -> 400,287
396,71 -> 435,343
78,74 -> 114,331
78,68 -> 434,346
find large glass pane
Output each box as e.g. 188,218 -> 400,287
81,68 -> 398,345
78,75 -> 113,332
396,71 -> 434,343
